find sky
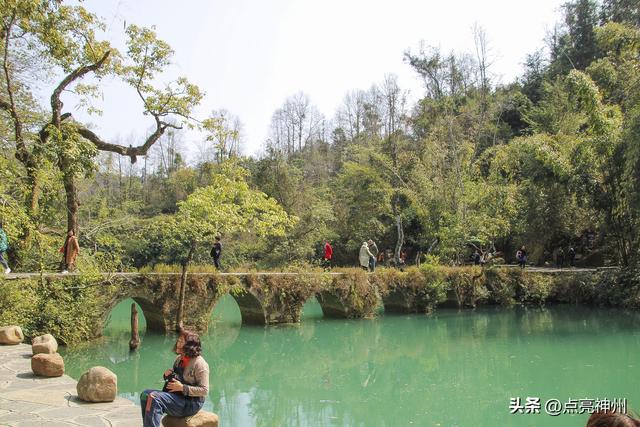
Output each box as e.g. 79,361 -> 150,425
70,0 -> 565,158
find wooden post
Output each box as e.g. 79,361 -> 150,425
176,262 -> 188,332
129,303 -> 140,351
176,242 -> 195,333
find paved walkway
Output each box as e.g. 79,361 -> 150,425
0,344 -> 141,427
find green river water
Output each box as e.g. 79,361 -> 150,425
60,297 -> 640,427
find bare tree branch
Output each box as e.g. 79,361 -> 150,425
75,117 -> 165,163
50,50 -> 111,126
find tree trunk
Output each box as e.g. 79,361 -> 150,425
393,197 -> 404,265
129,303 -> 140,351
62,169 -> 79,236
27,167 -> 41,218
175,242 -> 196,332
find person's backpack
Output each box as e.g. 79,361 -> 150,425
516,250 -> 522,260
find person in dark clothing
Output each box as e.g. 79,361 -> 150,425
473,250 -> 481,265
556,247 -> 565,269
517,246 -> 527,269
323,240 -> 333,270
568,247 -> 576,267
210,236 -> 222,270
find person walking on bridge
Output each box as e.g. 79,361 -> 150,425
516,246 -> 527,269
210,236 -> 222,270
359,242 -> 374,271
323,240 -> 333,270
556,247 -> 565,269
0,222 -> 11,274
61,230 -> 79,273
367,239 -> 379,272
568,247 -> 576,267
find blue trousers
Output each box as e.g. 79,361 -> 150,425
140,389 -> 203,427
0,252 -> 8,270
368,256 -> 376,272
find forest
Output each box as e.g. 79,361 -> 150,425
1,0 -> 640,274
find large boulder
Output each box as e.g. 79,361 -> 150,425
32,334 -> 58,354
0,326 -> 24,345
77,367 -> 117,402
162,411 -> 219,427
31,353 -> 64,377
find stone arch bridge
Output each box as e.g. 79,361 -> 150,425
103,272 -> 382,334
8,267 -> 606,337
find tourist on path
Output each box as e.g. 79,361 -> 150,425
473,250 -> 481,266
323,240 -> 333,270
0,222 -> 10,274
568,247 -> 576,267
210,236 -> 222,270
140,330 -> 209,427
399,249 -> 408,268
516,246 -> 527,269
61,230 -> 80,273
556,247 -> 565,269
359,242 -> 374,271
367,239 -> 379,272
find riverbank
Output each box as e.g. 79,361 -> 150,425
0,343 -> 140,426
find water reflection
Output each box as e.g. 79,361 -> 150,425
61,301 -> 640,427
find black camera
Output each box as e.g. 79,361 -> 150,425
162,372 -> 177,392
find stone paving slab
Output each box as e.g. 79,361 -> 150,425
0,344 -> 141,427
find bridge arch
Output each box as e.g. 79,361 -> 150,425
204,287 -> 267,326
300,296 -> 323,320
228,290 -> 268,324
99,295 -> 166,336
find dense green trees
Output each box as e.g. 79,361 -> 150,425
1,0 -> 639,272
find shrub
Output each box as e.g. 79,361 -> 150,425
0,275 -> 110,345
483,267 -> 517,305
325,268 -> 380,317
443,266 -> 488,308
413,266 -> 447,312
245,273 -> 327,322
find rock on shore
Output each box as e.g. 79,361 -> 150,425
32,333 -> 58,354
77,366 -> 117,402
0,326 -> 24,345
162,411 -> 219,427
31,352 -> 65,377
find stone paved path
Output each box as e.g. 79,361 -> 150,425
0,344 -> 141,427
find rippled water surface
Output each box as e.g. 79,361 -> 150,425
60,297 -> 640,426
